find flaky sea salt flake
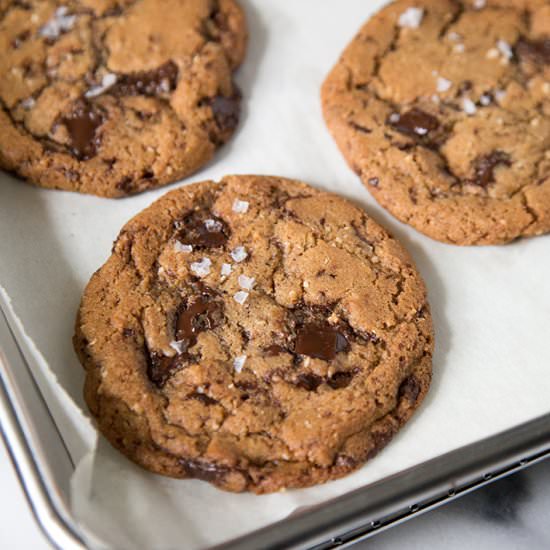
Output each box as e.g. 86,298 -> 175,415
398,7 -> 424,29
232,199 -> 249,213
238,274 -> 255,290
463,98 -> 477,115
39,6 -> 77,39
233,355 -> 247,373
190,257 -> 211,277
231,246 -> 248,263
233,291 -> 249,305
174,241 -> 193,253
221,263 -> 232,276
473,0 -> 486,8
497,39 -> 513,60
169,340 -> 185,354
204,218 -> 223,232
85,73 -> 117,98
436,77 -> 452,93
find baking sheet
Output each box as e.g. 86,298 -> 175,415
0,1 -> 549,548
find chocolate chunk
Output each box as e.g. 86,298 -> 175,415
295,322 -> 349,361
389,108 -> 440,138
327,370 -> 357,390
515,37 -> 550,65
60,100 -> 104,160
177,211 -> 229,248
210,93 -> 241,132
113,61 -> 179,96
188,392 -> 218,406
264,344 -> 286,356
176,295 -> 224,346
180,459 -> 230,483
295,373 -> 323,391
468,151 -> 512,187
147,352 -> 187,387
398,375 -> 421,403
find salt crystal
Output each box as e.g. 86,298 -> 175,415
497,39 -> 513,60
176,242 -> 193,253
495,89 -> 507,102
85,73 -> 117,98
169,340 -> 185,354
389,112 -> 400,123
221,263 -> 232,276
238,274 -> 255,290
233,355 -> 247,373
398,7 -> 424,29
453,43 -> 465,53
448,32 -> 461,42
204,218 -> 223,232
230,246 -> 248,263
436,77 -> 452,93
190,257 -> 211,277
480,94 -> 492,106
39,6 -> 77,39
21,97 -> 35,110
233,291 -> 249,305
463,98 -> 477,115
232,199 -> 249,213
473,0 -> 486,8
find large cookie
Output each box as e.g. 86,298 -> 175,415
322,0 -> 550,245
0,0 -> 246,197
74,175 -> 433,493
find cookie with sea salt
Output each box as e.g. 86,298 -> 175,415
0,0 -> 246,197
322,0 -> 550,245
74,175 -> 433,493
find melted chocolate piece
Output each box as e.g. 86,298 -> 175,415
176,295 -> 223,346
389,108 -> 440,138
327,370 -> 357,390
515,37 -> 550,65
60,100 -> 104,160
264,344 -> 286,356
176,210 -> 229,248
180,459 -> 230,483
295,373 -> 323,391
468,151 -> 512,187
210,93 -> 240,132
148,352 -> 187,387
113,61 -> 179,96
188,392 -> 218,406
398,375 -> 421,403
295,322 -> 349,361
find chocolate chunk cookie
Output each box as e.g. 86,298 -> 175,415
74,175 -> 433,493
322,0 -> 550,245
0,0 -> 246,197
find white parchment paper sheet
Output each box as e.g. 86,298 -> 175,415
0,1 -> 549,548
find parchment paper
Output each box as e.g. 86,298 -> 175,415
1,1 -> 549,549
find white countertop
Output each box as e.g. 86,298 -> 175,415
1,437 -> 549,550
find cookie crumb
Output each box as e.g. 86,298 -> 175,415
231,246 -> 248,263
190,258 -> 212,277
232,199 -> 249,213
233,290 -> 249,305
398,7 -> 424,29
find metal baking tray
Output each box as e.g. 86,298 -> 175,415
2,298 -> 550,549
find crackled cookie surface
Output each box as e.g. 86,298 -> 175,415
74,175 -> 433,493
0,0 -> 246,197
322,0 -> 550,245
